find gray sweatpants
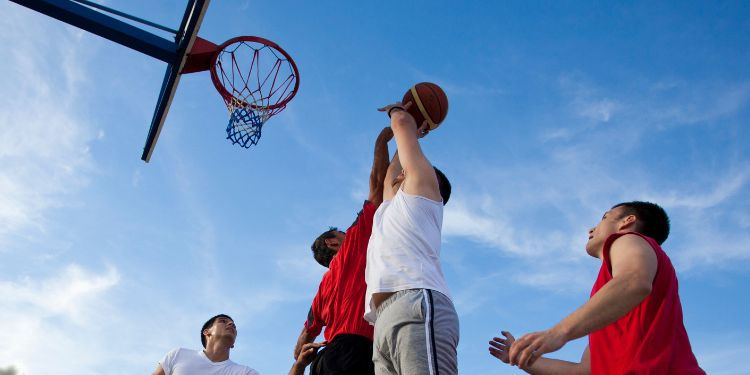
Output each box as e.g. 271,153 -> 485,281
373,289 -> 459,375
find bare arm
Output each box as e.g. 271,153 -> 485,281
288,342 -> 326,375
369,127 -> 393,207
293,326 -> 314,360
151,365 -> 165,375
510,234 -> 657,367
490,331 -> 589,375
522,346 -> 590,375
380,103 -> 441,202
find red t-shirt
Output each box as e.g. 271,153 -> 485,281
304,201 -> 375,342
589,232 -> 705,375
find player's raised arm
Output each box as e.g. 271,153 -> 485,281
378,102 -> 441,202
369,127 -> 393,207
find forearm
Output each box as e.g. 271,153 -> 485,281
369,129 -> 391,204
554,276 -> 649,341
288,362 -> 306,375
389,111 -> 426,172
523,357 -> 588,375
293,327 -> 314,359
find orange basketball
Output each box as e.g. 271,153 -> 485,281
401,82 -> 449,130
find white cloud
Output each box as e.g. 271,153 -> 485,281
443,194 -> 594,293
0,264 -> 120,375
0,4 -> 95,244
650,169 -> 749,210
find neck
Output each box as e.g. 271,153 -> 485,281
203,340 -> 231,362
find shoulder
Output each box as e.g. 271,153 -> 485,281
160,348 -> 193,371
362,200 -> 377,217
609,233 -> 655,256
608,233 -> 659,276
166,347 -> 191,358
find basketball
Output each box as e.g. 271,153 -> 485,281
401,82 -> 449,130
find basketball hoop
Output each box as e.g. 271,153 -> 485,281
183,35 -> 300,148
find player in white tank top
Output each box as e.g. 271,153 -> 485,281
364,187 -> 451,322
363,101 -> 458,375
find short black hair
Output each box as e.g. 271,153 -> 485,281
201,314 -> 233,348
433,167 -> 451,205
311,227 -> 340,268
612,201 -> 670,245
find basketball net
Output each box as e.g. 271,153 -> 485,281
210,37 -> 299,148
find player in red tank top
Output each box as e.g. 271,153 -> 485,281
488,201 -> 704,374
289,127 -> 393,375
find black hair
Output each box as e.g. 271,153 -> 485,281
311,227 -> 340,268
433,167 -> 451,205
201,314 -> 233,348
612,201 -> 670,245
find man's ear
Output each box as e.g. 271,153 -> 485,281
203,328 -> 211,341
618,214 -> 637,231
324,238 -> 337,248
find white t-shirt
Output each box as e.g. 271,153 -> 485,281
364,188 -> 452,323
159,348 -> 259,375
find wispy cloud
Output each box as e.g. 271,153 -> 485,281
644,81 -> 750,126
0,5 -> 95,244
443,193 -> 594,293
650,168 -> 749,210
559,74 -> 621,123
0,264 -> 119,375
693,332 -> 750,374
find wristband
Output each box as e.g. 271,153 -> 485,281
387,106 -> 405,118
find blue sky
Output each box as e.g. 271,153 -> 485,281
1,1 -> 749,374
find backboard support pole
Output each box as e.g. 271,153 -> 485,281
9,0 -> 177,63
9,0 -> 211,163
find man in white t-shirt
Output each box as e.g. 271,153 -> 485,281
364,102 -> 457,375
151,314 -> 259,375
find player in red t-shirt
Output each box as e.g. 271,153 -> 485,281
488,201 -> 705,374
290,127 -> 393,375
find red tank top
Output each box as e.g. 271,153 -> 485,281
304,201 -> 375,341
589,232 -> 704,375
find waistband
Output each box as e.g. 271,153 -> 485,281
375,288 -> 423,315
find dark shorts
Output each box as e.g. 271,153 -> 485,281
311,334 -> 375,375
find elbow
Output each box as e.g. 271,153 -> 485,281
630,279 -> 652,300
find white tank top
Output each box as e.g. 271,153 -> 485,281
364,188 -> 452,323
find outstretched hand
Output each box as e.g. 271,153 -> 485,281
295,341 -> 326,368
509,328 -> 567,368
488,331 -> 515,364
378,101 -> 430,139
